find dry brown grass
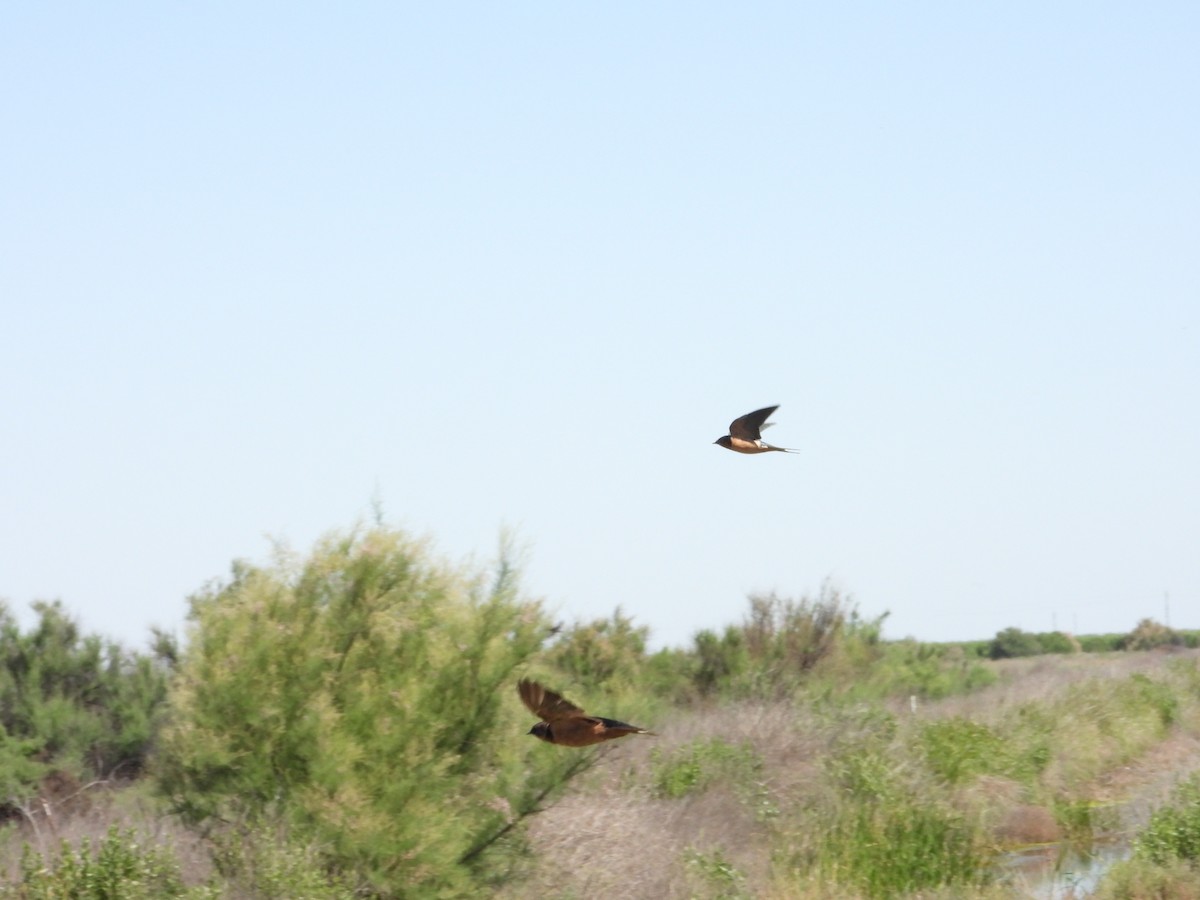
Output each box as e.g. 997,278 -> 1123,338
505,701 -> 816,898
508,695 -> 941,897
507,650 -> 1200,899
917,650 -> 1199,723
511,785 -> 761,898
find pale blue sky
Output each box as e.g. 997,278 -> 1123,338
3,4 -> 1197,650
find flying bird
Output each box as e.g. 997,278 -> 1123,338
518,678 -> 655,747
714,405 -> 798,454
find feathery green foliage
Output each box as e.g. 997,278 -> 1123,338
545,608 -> 648,689
155,526 -> 594,896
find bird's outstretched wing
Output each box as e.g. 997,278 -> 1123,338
518,678 -> 587,722
729,406 -> 779,441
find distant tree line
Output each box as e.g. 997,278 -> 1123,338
981,619 -> 1199,660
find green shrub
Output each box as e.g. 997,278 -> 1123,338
987,627 -> 1043,659
155,526 -> 595,897
689,586 -> 886,700
1121,618 -> 1186,651
1077,633 -> 1125,652
1135,774 -> 1200,865
1036,631 -> 1080,654
208,825 -> 355,899
1125,673 -> 1179,728
867,641 -> 997,700
641,646 -> 699,705
825,746 -> 898,800
692,627 -> 747,697
545,608 -> 648,688
6,826 -> 192,899
0,601 -> 168,801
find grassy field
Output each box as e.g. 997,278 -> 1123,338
2,530 -> 1198,897
3,650 -> 1199,898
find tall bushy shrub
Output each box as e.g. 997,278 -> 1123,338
154,526 -> 590,896
693,584 -> 884,698
0,601 -> 167,804
987,627 -> 1044,659
546,608 -> 648,688
1122,618 -> 1185,651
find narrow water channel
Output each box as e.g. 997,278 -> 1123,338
995,740 -> 1200,897
1002,838 -> 1132,898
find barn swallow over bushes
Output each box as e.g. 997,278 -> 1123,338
518,679 -> 656,747
714,405 -> 799,454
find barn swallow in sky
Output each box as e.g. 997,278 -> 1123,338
714,405 -> 799,454
518,679 -> 656,747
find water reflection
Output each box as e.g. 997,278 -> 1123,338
1002,839 -> 1131,899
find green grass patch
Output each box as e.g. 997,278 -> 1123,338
918,716 -> 1049,785
651,738 -> 762,800
796,795 -> 989,898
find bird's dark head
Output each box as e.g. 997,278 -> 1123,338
714,435 -> 733,449
527,722 -> 552,742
